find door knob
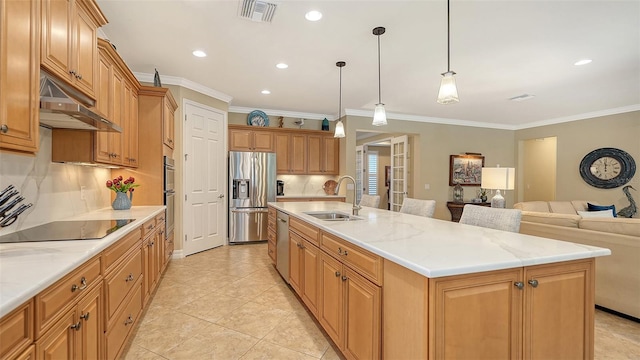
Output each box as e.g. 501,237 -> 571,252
218,194 -> 225,198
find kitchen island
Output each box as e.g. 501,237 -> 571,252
268,201 -> 610,359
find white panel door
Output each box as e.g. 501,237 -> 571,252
184,100 -> 226,256
355,145 -> 368,204
390,135 -> 408,212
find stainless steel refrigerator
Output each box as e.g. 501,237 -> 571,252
228,151 -> 276,244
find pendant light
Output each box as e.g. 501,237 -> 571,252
437,0 -> 459,104
334,61 -> 346,138
372,26 -> 387,126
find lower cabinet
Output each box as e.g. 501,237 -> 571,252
289,234 -> 320,316
36,284 -> 103,360
104,281 -> 142,360
318,252 -> 381,360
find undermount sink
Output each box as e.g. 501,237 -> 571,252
304,211 -> 362,221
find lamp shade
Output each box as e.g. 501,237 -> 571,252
481,167 -> 515,190
334,120 -> 345,138
437,71 -> 459,105
372,103 -> 387,126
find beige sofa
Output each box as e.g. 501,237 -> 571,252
513,200 -> 640,319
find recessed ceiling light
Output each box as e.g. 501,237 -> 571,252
261,90 -> 271,95
192,50 -> 207,58
305,10 -> 322,21
574,59 -> 592,66
276,63 -> 288,69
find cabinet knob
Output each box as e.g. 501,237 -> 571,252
0,125 -> 7,133
338,247 -> 343,255
528,279 -> 539,288
70,321 -> 82,330
124,315 -> 133,326
69,69 -> 76,76
125,273 -> 134,282
80,312 -> 90,321
335,271 -> 341,277
76,73 -> 82,80
514,281 -> 524,290
341,275 -> 348,281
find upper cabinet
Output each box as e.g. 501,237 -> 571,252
307,135 -> 339,174
0,0 -> 40,153
275,132 -> 306,174
41,0 -> 107,100
229,126 -> 274,152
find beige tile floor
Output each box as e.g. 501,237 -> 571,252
123,243 -> 640,360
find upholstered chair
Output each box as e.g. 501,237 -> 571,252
459,205 -> 522,232
359,194 -> 381,208
399,198 -> 436,218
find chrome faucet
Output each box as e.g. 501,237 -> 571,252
334,175 -> 361,216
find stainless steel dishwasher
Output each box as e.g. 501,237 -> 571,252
275,211 -> 289,282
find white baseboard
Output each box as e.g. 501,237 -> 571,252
171,249 -> 185,259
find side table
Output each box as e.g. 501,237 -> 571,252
446,201 -> 491,222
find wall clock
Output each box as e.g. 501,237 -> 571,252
579,147 -> 636,189
247,110 -> 269,127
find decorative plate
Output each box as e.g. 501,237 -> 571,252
247,110 -> 269,127
323,180 -> 338,195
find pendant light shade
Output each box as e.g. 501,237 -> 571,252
334,61 -> 346,138
437,0 -> 459,104
372,26 -> 387,126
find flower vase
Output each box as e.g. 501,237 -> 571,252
112,191 -> 132,210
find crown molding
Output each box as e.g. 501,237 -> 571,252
344,109 -> 517,130
513,104 -> 640,130
134,72 -> 233,103
229,106 -> 334,121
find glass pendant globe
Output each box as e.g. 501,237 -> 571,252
372,103 -> 387,126
437,71 -> 459,104
334,120 -> 345,138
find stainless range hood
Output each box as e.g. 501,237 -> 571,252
39,73 -> 122,132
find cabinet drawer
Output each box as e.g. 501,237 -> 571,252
321,232 -> 383,285
290,217 -> 319,245
102,228 -> 142,272
0,300 -> 33,359
155,212 -> 166,225
268,234 -> 277,263
104,249 -> 142,326
35,256 -> 102,337
165,231 -> 174,264
141,218 -> 156,238
105,281 -> 142,360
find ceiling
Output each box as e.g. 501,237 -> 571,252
97,0 -> 640,129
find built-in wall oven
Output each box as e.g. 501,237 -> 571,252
164,156 -> 175,239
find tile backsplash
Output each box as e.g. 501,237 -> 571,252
0,127 -> 111,235
277,175 -> 339,196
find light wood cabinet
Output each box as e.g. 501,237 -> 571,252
12,345 -> 35,360
0,0 -> 39,153
36,283 -> 103,360
40,0 -> 106,100
0,301 -> 33,360
318,251 -> 344,349
104,281 -> 141,360
426,259 -> 594,359
142,215 -> 165,306
229,126 -> 274,152
276,197 -> 346,202
307,134 -> 339,175
163,96 -> 175,149
51,38 -> 140,168
274,132 -> 306,174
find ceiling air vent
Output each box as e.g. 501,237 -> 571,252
238,0 -> 278,23
509,94 -> 536,102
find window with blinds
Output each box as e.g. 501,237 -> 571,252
368,151 -> 378,195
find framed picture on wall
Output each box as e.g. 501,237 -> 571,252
449,154 -> 485,186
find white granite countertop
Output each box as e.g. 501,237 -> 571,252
269,201 -> 611,279
0,206 -> 164,318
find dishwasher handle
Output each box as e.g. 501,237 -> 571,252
231,208 -> 269,214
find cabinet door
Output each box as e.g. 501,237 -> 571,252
122,82 -> 132,165
429,268 -> 523,359
128,92 -> 139,167
288,233 -> 303,295
274,133 -> 291,173
72,3 -> 97,98
290,134 -> 307,173
37,309 -> 75,360
163,98 -> 174,149
252,130 -> 273,151
229,128 -> 252,151
0,0 -> 39,153
76,285 -> 103,360
343,267 -> 381,360
142,237 -> 152,305
41,0 -> 72,83
323,136 -> 339,174
94,51 -> 111,163
108,69 -> 124,164
301,240 -> 319,316
307,135 -> 322,174
318,252 -> 344,349
523,260 -> 594,360
155,227 -> 165,280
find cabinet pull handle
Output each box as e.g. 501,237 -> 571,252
77,73 -> 82,80
343,250 -> 348,256
341,275 -> 348,281
528,279 -> 539,288
80,312 -> 90,321
78,277 -> 87,290
147,224 -> 153,230
125,273 -> 134,282
0,125 -> 8,133
70,321 -> 82,330
514,281 -> 524,290
338,247 -> 343,255
335,271 -> 341,277
69,70 -> 76,76
124,315 -> 133,326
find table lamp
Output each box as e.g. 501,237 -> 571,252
481,167 -> 515,208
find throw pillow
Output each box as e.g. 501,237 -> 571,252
587,203 -> 617,217
577,209 -> 614,218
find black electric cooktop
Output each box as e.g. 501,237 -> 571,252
0,219 -> 136,244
